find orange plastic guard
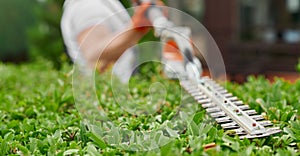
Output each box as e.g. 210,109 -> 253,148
162,40 -> 184,61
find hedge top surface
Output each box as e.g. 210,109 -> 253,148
0,61 -> 299,155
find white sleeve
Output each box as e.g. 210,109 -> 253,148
61,0 -> 112,65
64,0 -> 112,38
62,0 -> 137,75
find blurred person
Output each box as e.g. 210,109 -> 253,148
61,0 -> 166,74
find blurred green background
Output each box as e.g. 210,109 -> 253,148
0,0 -> 299,81
0,0 -> 133,69
0,0 -> 37,63
0,0 -> 65,69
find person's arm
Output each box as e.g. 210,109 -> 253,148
77,2 -> 152,72
77,24 -> 149,72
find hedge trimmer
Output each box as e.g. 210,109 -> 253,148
140,0 -> 282,139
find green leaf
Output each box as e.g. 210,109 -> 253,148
160,141 -> 173,156
63,149 -> 79,155
85,132 -> 107,149
0,137 -> 9,155
86,143 -> 102,156
193,111 -> 205,124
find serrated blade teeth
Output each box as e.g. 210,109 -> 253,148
221,122 -> 239,129
210,111 -> 226,118
233,101 -> 244,106
238,105 -> 250,110
225,128 -> 247,135
186,88 -> 199,93
240,134 -> 265,139
197,99 -> 212,104
251,115 -> 265,121
202,103 -> 216,108
239,127 -> 282,139
214,86 -> 224,91
233,128 -> 247,134
194,95 -> 207,100
258,121 -> 273,127
227,97 -> 238,101
182,77 -> 282,139
219,90 -> 228,94
244,110 -> 257,115
240,132 -> 270,139
187,87 -> 200,91
215,116 -> 232,123
183,85 -> 196,90
265,127 -> 282,135
206,107 -> 221,113
190,92 -> 203,97
223,93 -> 233,98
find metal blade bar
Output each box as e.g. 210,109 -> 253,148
196,78 -> 266,135
181,77 -> 282,139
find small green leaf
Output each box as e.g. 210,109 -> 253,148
85,132 -> 107,149
86,143 -> 102,156
63,149 -> 79,155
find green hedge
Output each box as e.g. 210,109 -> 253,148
0,61 -> 299,155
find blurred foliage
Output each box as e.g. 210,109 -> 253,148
0,0 -> 37,62
27,0 -> 67,69
120,0 -> 132,8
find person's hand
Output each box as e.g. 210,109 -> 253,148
131,0 -> 166,33
131,1 -> 152,33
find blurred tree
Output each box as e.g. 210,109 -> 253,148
27,0 -> 67,69
0,0 -> 37,62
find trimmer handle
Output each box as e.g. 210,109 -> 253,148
137,0 -> 203,80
